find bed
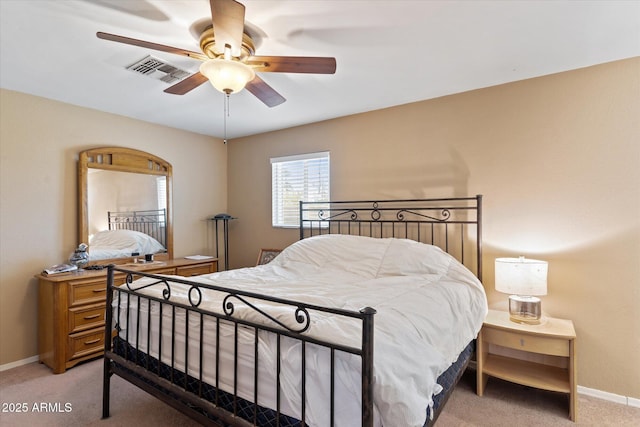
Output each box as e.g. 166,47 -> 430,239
102,196 -> 486,426
88,209 -> 167,261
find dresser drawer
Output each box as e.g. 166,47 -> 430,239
68,279 -> 107,307
67,274 -> 131,306
147,267 -> 177,275
176,264 -> 213,277
68,303 -> 105,333
483,327 -> 570,357
68,328 -> 104,360
124,268 -> 176,282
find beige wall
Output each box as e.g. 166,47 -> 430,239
228,58 -> 640,398
1,57 -> 637,399
0,90 -> 226,366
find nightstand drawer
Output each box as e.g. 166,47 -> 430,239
483,327 -> 570,357
68,328 -> 105,360
68,303 -> 105,333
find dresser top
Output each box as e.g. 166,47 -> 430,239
36,257 -> 217,282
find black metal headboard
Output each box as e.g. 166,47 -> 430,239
107,208 -> 167,249
299,196 -> 483,281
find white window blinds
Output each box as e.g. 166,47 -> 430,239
156,176 -> 166,226
271,152 -> 330,227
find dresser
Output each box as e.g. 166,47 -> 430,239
36,258 -> 217,374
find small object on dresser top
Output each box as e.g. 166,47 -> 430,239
43,264 -> 78,275
69,243 -> 89,270
184,255 -> 214,260
123,260 -> 164,267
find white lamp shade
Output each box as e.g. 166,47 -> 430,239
495,257 -> 548,296
199,59 -> 255,94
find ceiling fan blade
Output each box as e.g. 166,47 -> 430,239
209,0 -> 245,57
164,72 -> 209,95
246,56 -> 336,74
245,76 -> 286,107
97,32 -> 208,61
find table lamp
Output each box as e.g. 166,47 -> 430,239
495,257 -> 548,324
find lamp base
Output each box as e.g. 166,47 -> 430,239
508,295 -> 542,325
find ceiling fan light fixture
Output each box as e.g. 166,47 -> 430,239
199,58 -> 255,94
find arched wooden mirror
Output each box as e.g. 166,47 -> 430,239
78,147 -> 173,261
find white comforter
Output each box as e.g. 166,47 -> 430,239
114,234 -> 487,427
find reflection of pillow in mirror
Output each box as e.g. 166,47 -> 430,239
89,229 -> 165,254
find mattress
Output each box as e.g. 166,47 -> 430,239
112,234 -> 487,426
425,340 -> 474,425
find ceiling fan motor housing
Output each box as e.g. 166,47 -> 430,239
199,26 -> 255,60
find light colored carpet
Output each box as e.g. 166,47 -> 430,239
0,359 -> 638,426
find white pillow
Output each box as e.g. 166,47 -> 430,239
274,235 -> 455,278
273,234 -> 390,278
376,238 -> 452,277
89,229 -> 165,255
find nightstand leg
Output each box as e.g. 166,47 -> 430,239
569,338 -> 577,421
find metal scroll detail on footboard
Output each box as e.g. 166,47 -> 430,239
102,265 -> 377,427
300,195 -> 483,281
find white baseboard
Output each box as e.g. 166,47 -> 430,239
628,397 -> 640,408
0,355 -> 39,372
578,385 -> 639,407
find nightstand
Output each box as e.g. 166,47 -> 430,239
477,309 -> 577,421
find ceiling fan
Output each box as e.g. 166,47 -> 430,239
97,0 -> 337,107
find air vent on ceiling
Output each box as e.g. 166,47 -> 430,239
126,55 -> 190,84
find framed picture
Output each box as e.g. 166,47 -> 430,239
256,248 -> 282,266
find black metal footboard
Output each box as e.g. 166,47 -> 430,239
102,265 -> 376,427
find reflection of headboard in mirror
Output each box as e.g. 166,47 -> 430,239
79,147 -> 173,261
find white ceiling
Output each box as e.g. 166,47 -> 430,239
1,0 -> 638,139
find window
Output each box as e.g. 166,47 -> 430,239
156,176 -> 166,227
271,152 -> 330,227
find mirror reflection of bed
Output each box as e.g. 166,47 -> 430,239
78,147 -> 173,262
87,170 -> 167,261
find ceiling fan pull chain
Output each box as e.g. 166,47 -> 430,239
223,93 -> 230,144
